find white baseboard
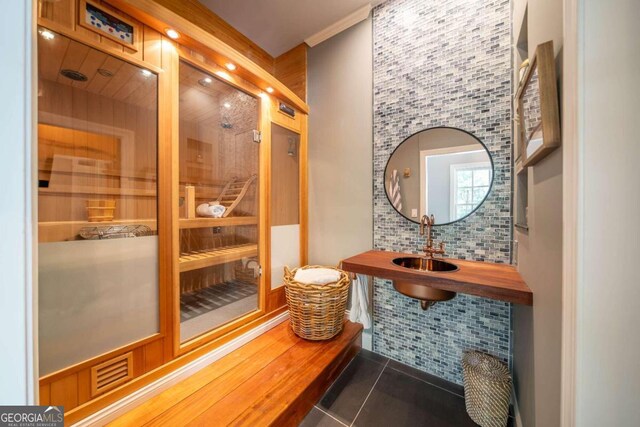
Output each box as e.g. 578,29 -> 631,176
73,311 -> 289,427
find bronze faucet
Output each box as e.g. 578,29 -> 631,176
420,214 -> 445,258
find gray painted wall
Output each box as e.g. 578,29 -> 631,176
511,0 -> 563,424
307,16 -> 373,266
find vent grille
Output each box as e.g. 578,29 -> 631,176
90,352 -> 133,397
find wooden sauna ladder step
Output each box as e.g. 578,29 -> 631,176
216,175 -> 257,217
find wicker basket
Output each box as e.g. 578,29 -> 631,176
283,265 -> 351,341
462,351 -> 512,427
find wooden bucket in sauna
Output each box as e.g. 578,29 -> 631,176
86,199 -> 116,222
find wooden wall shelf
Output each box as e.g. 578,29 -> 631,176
179,244 -> 258,272
179,216 -> 258,229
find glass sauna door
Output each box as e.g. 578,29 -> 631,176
37,31 -> 159,375
270,124 -> 300,288
178,61 -> 260,343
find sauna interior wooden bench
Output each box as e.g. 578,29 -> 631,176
109,320 -> 362,426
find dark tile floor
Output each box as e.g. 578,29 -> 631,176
300,349 -> 514,427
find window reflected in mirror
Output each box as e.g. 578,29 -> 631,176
385,127 -> 493,225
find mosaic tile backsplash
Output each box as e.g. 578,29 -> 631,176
372,0 -> 512,384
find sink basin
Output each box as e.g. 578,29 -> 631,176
391,257 -> 458,309
392,257 -> 459,272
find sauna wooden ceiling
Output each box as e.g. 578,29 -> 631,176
39,34 -> 237,122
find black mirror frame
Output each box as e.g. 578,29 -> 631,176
383,126 -> 495,226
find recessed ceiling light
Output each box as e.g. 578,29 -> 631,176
225,63 -> 237,71
223,102 -> 231,109
39,29 -> 55,40
141,69 -> 153,77
164,28 -> 180,39
97,68 -> 114,77
266,87 -> 274,94
198,77 -> 213,87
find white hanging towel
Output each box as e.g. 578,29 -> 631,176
388,169 -> 403,211
349,274 -> 372,329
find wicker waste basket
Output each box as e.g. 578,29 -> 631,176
283,265 -> 351,340
462,350 -> 512,427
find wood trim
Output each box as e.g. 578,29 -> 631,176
299,113 -> 309,266
36,19 -> 162,73
270,100 -> 302,133
146,0 -> 274,73
177,310 -> 265,355
78,0 -> 141,51
39,334 -> 162,385
561,0 -> 579,424
177,45 -> 263,99
259,96 -> 271,308
106,0 -> 309,114
517,41 -> 561,167
179,216 -> 258,229
160,35 -> 179,364
262,97 -> 274,292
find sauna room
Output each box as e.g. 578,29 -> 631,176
1,0 -> 639,426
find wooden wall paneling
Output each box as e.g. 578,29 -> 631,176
143,26 -> 162,68
39,383 -> 51,406
50,374 -> 79,410
274,44 -> 308,102
77,369 -> 92,405
268,287 -> 287,312
38,0 -> 75,30
143,339 -> 165,372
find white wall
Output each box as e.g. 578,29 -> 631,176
574,0 -> 640,423
307,16 -> 373,266
0,0 -> 36,404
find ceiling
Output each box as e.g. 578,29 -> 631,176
200,0 -> 383,57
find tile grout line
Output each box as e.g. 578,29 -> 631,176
385,364 -> 465,399
349,359 -> 389,427
314,405 -> 350,427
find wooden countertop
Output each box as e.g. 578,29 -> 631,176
341,250 -> 532,305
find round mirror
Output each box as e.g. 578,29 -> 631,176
384,127 -> 494,225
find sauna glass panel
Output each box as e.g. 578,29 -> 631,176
270,124 -> 300,289
37,31 -> 159,375
178,61 -> 260,343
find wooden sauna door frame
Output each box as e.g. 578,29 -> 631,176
36,22 -> 173,407
172,52 -> 269,356
263,109 -> 309,309
35,0 -> 309,420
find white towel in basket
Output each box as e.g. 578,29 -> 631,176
293,268 -> 341,285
